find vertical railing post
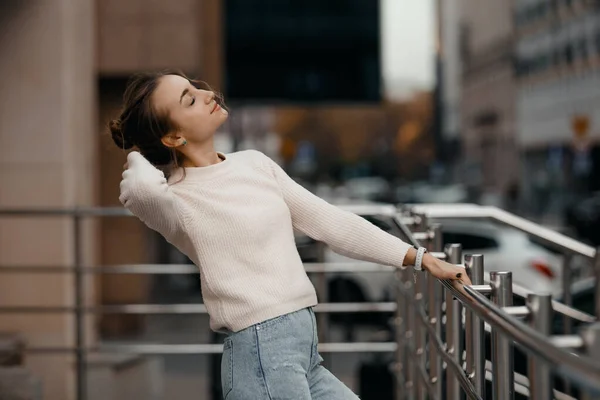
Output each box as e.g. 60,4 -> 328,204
594,248 -> 600,320
428,224 -> 444,400
527,293 -> 553,400
580,323 -> 600,400
73,211 -> 86,400
414,214 -> 427,400
394,266 -> 407,400
490,271 -> 514,400
404,265 -> 417,398
561,253 -> 573,395
315,241 -> 330,370
562,254 -> 573,334
464,254 -> 485,396
445,243 -> 463,400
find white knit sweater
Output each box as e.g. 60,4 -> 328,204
119,150 -> 411,332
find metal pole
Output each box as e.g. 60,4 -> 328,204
414,272 -> 426,400
395,267 -> 406,400
465,254 -> 485,396
445,243 -> 463,400
562,254 -> 573,334
73,213 -> 86,400
315,242 -> 330,370
527,294 -> 553,400
562,254 -> 573,396
594,248 -> 600,320
490,271 -> 514,400
580,323 -> 600,400
428,224 -> 444,400
414,214 -> 427,400
404,266 -> 417,398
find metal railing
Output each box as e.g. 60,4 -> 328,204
0,205 -> 403,400
395,205 -> 600,399
1,204 -> 600,400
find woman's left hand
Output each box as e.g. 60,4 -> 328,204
422,254 -> 472,286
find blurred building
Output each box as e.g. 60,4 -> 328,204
438,0 -> 463,150
459,0 -> 519,196
514,0 -> 600,201
274,93 -> 435,183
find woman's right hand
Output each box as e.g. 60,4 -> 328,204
422,254 -> 473,286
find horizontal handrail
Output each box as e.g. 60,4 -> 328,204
98,342 -> 397,354
19,342 -> 397,354
0,302 -> 397,314
484,361 -> 577,400
0,207 -> 130,217
453,282 -> 600,393
0,204 -> 398,218
1,204 -> 594,258
0,262 -> 396,274
405,204 -> 596,259
511,282 -> 596,323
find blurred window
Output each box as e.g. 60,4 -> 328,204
442,232 -> 499,251
576,38 -> 588,59
573,288 -> 594,316
565,43 -> 574,64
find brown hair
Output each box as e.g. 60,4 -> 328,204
109,70 -> 224,167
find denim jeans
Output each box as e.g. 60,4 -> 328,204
221,307 -> 360,400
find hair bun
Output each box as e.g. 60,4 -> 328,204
109,119 -> 134,150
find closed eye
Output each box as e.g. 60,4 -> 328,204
190,96 -> 196,106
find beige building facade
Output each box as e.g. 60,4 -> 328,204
0,1 -> 222,399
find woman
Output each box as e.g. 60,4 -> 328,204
110,71 -> 471,400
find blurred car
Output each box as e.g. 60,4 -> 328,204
435,219 -> 564,296
394,182 -> 469,204
344,177 -> 392,202
564,191 -> 600,245
318,216 -> 564,308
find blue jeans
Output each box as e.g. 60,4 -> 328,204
221,307 -> 360,399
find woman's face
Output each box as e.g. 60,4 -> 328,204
152,74 -> 228,146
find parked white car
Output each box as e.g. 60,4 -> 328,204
431,218 -> 563,296
316,210 -> 565,305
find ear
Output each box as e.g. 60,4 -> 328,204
161,133 -> 184,148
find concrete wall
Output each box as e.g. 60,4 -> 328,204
0,1 -> 97,399
97,0 -> 202,75
94,0 -> 224,336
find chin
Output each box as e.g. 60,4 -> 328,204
217,110 -> 229,124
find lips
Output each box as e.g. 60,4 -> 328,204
211,101 -> 221,114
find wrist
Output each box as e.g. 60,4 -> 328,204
421,253 -> 439,271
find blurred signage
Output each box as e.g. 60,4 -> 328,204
224,0 -> 381,104
572,114 -> 590,139
571,115 -> 592,177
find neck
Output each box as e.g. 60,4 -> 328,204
180,141 -> 223,168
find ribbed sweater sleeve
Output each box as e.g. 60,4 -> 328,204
256,151 -> 411,268
118,151 -> 181,238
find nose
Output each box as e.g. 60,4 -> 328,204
203,90 -> 215,104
